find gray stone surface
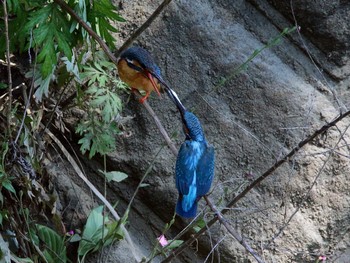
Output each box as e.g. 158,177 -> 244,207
64,0 -> 350,262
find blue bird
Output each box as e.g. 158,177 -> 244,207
167,89 -> 215,218
117,46 -> 172,103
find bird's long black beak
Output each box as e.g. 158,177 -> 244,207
152,78 -> 190,138
164,87 -> 186,116
148,72 -> 177,104
166,88 -> 191,140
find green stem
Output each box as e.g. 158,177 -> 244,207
216,26 -> 296,90
3,0 -> 13,141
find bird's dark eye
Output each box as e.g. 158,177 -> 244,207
125,59 -> 143,72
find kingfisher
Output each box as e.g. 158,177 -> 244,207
117,46 -> 170,103
167,89 -> 215,218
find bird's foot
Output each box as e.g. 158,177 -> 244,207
139,92 -> 150,104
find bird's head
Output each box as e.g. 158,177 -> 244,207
119,47 -> 161,77
119,46 -> 166,94
182,111 -> 205,142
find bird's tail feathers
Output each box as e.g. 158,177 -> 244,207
176,199 -> 197,218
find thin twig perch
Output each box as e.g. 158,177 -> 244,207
115,0 -> 173,56
204,196 -> 265,263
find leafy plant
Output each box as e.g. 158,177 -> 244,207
99,170 -> 128,183
36,224 -> 67,263
77,205 -> 124,262
76,52 -> 128,158
0,0 -> 127,261
88,0 -> 126,49
1,0 -> 125,102
0,142 -> 16,204
216,26 -> 297,90
24,3 -> 73,77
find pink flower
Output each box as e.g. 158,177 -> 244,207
67,230 -> 74,236
319,255 -> 326,261
157,235 -> 168,247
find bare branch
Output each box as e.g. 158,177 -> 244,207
142,100 -> 178,155
115,0 -> 173,56
266,122 -> 350,247
53,0 -> 119,64
225,111 -> 350,211
204,196 -> 265,263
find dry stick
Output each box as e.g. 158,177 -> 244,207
3,0 -> 12,141
54,0 -> 118,64
142,100 -> 178,154
44,127 -> 141,262
163,110 -> 350,262
268,122 -> 350,247
290,0 -> 346,112
115,0 -> 173,57
204,196 -> 265,263
225,111 -> 350,211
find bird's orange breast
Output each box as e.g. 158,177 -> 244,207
117,59 -> 160,93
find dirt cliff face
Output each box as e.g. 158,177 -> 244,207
62,0 -> 350,262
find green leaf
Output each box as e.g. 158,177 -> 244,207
0,213 -> 3,226
192,218 -> 206,233
7,0 -> 20,13
32,67 -> 54,102
2,180 -> 16,194
165,240 -> 184,250
36,224 -> 67,263
61,54 -> 81,82
105,221 -> 124,241
9,255 -> 34,263
56,31 -> 73,59
24,5 -> 53,31
69,234 -> 82,243
78,134 -> 93,155
100,170 -> 128,183
78,206 -> 107,260
0,83 -> 7,89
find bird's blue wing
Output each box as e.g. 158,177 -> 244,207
196,145 -> 215,197
175,142 -> 194,195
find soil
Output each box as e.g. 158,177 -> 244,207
43,0 -> 350,262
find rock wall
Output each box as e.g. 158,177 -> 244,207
72,0 -> 350,262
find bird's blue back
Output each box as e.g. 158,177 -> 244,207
175,112 -> 215,218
